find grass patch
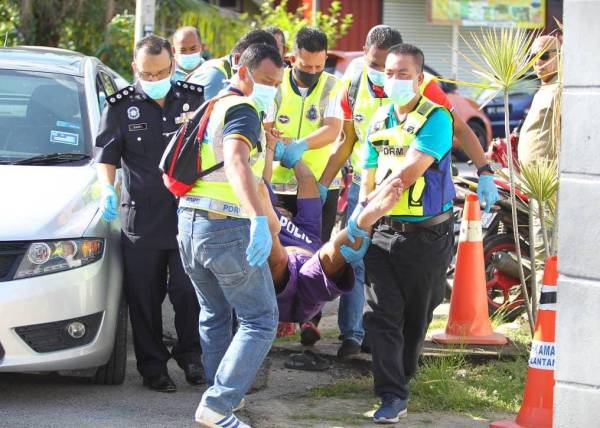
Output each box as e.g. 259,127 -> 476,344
427,315 -> 448,333
274,327 -> 341,345
410,353 -> 527,416
309,376 -> 372,398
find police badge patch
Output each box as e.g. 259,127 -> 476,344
278,114 -> 290,124
306,105 -> 318,121
127,106 -> 140,120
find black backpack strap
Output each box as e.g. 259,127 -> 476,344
198,161 -> 224,178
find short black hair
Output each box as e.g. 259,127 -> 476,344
365,25 -> 403,50
388,43 -> 424,72
294,27 -> 327,53
239,43 -> 284,71
135,35 -> 173,59
264,26 -> 286,46
232,29 -> 278,55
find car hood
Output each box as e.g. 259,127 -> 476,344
0,165 -> 100,241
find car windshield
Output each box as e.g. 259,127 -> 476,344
0,69 -> 91,164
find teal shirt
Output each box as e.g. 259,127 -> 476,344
363,103 -> 453,222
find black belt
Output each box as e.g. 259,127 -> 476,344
380,209 -> 453,233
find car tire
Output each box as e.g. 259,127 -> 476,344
453,120 -> 489,162
93,295 -> 128,385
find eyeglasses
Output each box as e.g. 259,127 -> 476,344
529,49 -> 557,63
137,62 -> 173,80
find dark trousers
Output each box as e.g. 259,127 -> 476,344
122,236 -> 201,378
363,219 -> 453,400
277,188 -> 340,243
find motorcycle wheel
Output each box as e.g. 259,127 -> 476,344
484,233 -> 531,323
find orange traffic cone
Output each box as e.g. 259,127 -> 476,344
490,256 -> 558,428
432,194 -> 507,345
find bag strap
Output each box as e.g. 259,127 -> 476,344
347,67 -> 363,114
194,91 -> 238,177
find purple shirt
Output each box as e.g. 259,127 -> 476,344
276,251 -> 354,323
267,185 -> 322,253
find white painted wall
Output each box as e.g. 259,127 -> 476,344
554,0 -> 600,426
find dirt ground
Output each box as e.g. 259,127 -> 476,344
241,349 -> 512,428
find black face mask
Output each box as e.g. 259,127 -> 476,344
293,68 -> 323,88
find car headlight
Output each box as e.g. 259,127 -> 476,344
14,239 -> 104,280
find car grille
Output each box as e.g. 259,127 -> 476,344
0,241 -> 28,282
14,312 -> 103,353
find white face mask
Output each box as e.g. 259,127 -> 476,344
248,72 -> 277,113
383,78 -> 416,106
176,52 -> 202,71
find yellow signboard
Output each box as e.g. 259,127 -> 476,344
428,0 -> 546,29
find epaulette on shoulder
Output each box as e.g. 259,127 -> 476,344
175,80 -> 204,95
107,85 -> 137,105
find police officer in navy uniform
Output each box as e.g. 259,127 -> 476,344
95,35 -> 204,392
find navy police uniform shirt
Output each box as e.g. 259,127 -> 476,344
95,80 -> 204,248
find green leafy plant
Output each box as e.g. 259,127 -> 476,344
96,13 -> 135,81
450,27 -> 551,336
250,0 -> 353,50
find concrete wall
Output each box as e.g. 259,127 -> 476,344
555,1 -> 600,426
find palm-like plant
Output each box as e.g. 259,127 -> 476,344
454,27 -> 549,336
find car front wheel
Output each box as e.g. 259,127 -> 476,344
93,295 -> 128,385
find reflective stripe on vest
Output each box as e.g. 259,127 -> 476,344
182,95 -> 265,218
349,68 -> 436,179
368,96 -> 452,217
271,68 -> 341,188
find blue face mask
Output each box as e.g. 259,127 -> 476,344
249,72 -> 277,113
366,66 -> 385,87
383,77 -> 416,106
177,52 -> 202,71
139,75 -> 172,100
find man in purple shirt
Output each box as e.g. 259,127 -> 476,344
259,140 -> 405,324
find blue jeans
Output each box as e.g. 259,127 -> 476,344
337,182 -> 366,344
177,208 -> 278,414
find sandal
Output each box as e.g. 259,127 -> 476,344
284,350 -> 330,371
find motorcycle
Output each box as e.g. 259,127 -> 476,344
449,171 -> 532,322
486,124 -> 521,170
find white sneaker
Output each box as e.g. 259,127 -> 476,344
233,398 -> 246,412
195,405 -> 251,428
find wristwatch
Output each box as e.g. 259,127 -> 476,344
477,163 -> 494,176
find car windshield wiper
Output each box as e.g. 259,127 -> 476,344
12,153 -> 91,165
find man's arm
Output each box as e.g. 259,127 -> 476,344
303,116 -> 343,150
294,160 -> 319,199
422,79 -> 489,169
223,139 -> 264,217
97,163 -> 116,186
95,105 -> 124,186
318,120 -> 357,187
452,112 -> 489,170
319,177 -> 404,277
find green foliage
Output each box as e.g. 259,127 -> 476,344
179,8 -> 248,58
96,13 -> 135,81
250,0 -> 353,50
0,2 -> 21,46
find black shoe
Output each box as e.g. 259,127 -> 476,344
183,363 -> 205,386
143,373 -> 177,392
337,339 -> 361,359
